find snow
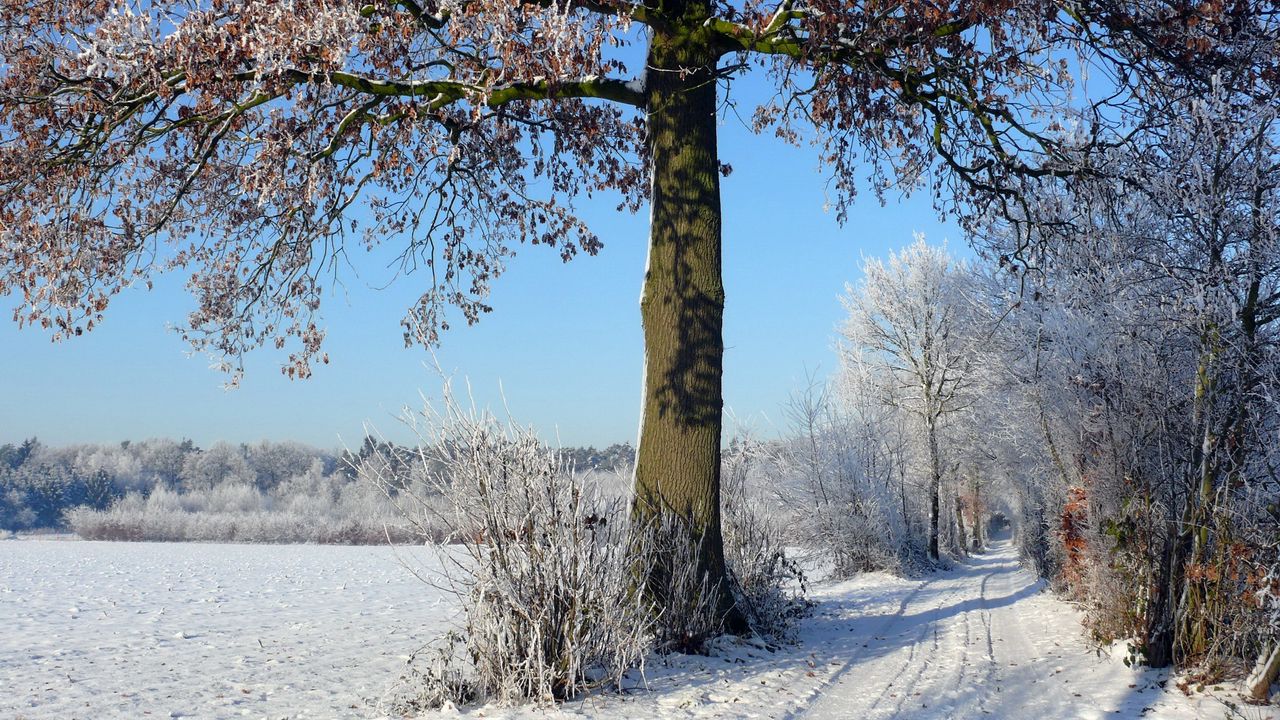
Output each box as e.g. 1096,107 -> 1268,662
1,538 -> 1270,719
1,540 -> 450,718
529,539 -> 1257,720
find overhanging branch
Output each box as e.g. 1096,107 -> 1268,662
287,69 -> 645,108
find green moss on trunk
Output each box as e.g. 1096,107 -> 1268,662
632,7 -> 746,637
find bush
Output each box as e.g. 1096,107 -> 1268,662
755,381 -> 916,578
721,439 -> 810,639
67,488 -> 421,544
373,399 -> 652,708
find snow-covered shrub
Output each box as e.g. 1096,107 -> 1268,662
375,389 -> 812,710
805,484 -> 907,576
64,504 -> 142,541
721,439 -> 809,639
637,511 -> 724,654
370,396 -> 652,708
1013,490 -> 1061,582
764,377 -> 913,576
203,483 -> 264,514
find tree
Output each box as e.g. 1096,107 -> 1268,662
1101,87 -> 1280,669
245,440 -> 332,490
0,0 -> 1272,633
842,238 -> 976,560
969,69 -> 1280,671
0,438 -> 39,471
179,441 -> 256,490
766,373 -> 908,575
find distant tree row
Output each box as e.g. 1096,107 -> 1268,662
0,436 -> 633,535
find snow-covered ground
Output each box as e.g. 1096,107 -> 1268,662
1,539 -> 450,718
1,537 -> 1272,719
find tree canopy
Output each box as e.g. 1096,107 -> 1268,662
4,1 -> 1271,375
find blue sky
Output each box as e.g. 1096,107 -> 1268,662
0,76 -> 964,451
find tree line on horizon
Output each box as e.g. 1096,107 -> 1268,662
0,435 -> 635,538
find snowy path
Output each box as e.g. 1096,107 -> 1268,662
793,539 -> 1201,719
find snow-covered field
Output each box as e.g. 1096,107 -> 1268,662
1,537 -> 1271,719
1,539 -> 450,718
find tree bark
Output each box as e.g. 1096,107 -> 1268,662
971,479 -> 983,552
1144,513 -> 1186,668
927,416 -> 942,560
1175,328 -> 1223,662
632,8 -> 746,637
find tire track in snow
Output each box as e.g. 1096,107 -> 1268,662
860,576 -> 974,717
793,539 -> 1092,720
895,556 -> 993,718
791,557 -> 983,720
971,561 -> 1000,716
888,589 -> 958,717
779,573 -> 946,719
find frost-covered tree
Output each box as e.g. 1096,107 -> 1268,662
179,442 -> 256,490
2,0 -> 1274,632
0,438 -> 38,470
763,373 -> 909,575
245,440 -> 334,490
841,238 -> 977,560
833,350 -> 915,556
973,75 -> 1280,673
1106,89 -> 1280,670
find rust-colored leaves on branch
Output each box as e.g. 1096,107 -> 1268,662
0,0 -> 645,381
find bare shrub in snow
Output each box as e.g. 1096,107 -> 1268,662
767,375 -> 914,577
368,395 -> 653,707
641,508 -> 755,654
67,471 -> 420,544
720,436 -> 810,638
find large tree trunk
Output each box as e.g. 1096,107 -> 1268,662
631,11 -> 746,637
